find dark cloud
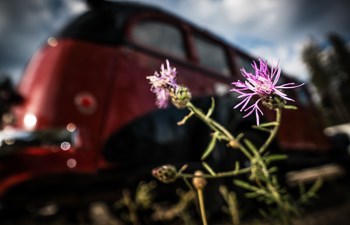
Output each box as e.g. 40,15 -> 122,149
0,0 -> 86,83
0,0 -> 349,82
285,0 -> 350,40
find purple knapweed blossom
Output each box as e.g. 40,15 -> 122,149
146,60 -> 178,108
230,59 -> 303,125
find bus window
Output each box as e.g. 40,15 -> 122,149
193,35 -> 231,77
132,20 -> 186,59
235,54 -> 255,74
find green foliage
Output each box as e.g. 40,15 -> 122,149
220,186 -> 240,225
114,181 -> 197,225
151,86 -> 321,225
148,59 -> 322,225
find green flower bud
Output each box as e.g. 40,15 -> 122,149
262,95 -> 286,110
170,86 -> 192,109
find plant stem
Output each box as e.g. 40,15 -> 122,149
197,189 -> 208,225
180,167 -> 251,179
259,108 -> 282,154
186,102 -> 236,142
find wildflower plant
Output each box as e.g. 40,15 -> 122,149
230,59 -> 304,125
148,59 -> 322,225
146,59 -> 180,108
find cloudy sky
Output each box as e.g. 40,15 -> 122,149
0,0 -> 349,83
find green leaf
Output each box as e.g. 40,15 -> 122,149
257,122 -> 279,127
202,162 -> 216,175
236,132 -> 244,141
234,161 -> 240,172
245,192 -> 262,198
206,97 -> 215,118
234,179 -> 259,192
177,111 -> 194,125
178,164 -> 188,173
183,177 -> 194,191
271,175 -> 279,186
265,154 -> 288,163
307,178 -> 323,196
201,132 -> 218,160
284,105 -> 298,110
252,126 -> 272,133
244,139 -> 259,155
268,167 -> 278,174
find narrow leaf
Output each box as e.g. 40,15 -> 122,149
202,162 -> 216,175
234,161 -> 240,172
245,192 -> 262,198
268,167 -> 278,174
236,132 -> 244,141
244,138 -> 258,155
206,97 -> 215,118
234,179 -> 259,192
284,105 -> 298,110
178,164 -> 188,174
183,177 -> 194,191
257,122 -> 278,127
252,126 -> 272,133
307,178 -> 323,196
177,111 -> 194,125
265,154 -> 288,163
201,132 -> 218,160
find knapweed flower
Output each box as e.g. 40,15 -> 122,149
146,60 -> 178,108
230,59 -> 303,125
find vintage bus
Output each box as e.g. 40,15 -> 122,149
0,0 -> 347,212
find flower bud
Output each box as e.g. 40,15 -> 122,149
152,165 -> 178,183
192,170 -> 207,190
262,95 -> 286,110
170,86 -> 192,109
228,140 -> 239,148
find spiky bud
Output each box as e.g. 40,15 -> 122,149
170,86 -> 192,109
152,165 -> 178,183
262,94 -> 286,110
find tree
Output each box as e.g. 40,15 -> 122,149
302,34 -> 350,125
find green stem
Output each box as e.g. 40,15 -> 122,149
186,102 -> 236,142
180,167 -> 251,179
259,108 -> 282,154
211,120 -> 235,140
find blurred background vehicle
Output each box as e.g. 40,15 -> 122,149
0,0 -> 349,220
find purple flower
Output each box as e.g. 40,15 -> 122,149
147,60 -> 178,108
230,59 -> 303,125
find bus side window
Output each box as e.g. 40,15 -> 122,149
132,20 -> 186,59
193,35 -> 231,77
235,54 -> 255,74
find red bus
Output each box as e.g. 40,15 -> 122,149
0,0 -> 347,212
